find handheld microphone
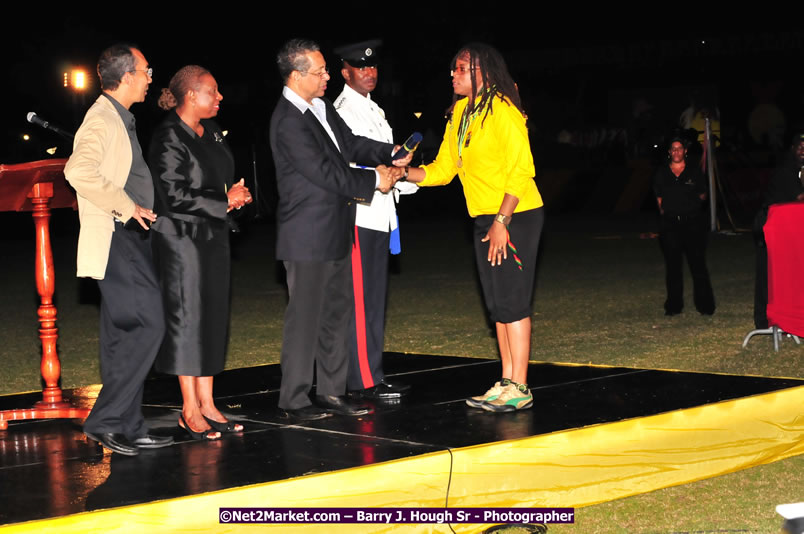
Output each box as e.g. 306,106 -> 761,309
392,132 -> 423,161
27,112 -> 74,140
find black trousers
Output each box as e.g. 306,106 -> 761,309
659,214 -> 715,315
83,225 -> 165,439
347,226 -> 390,391
279,256 -> 352,410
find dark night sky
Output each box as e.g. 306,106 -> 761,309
2,10 -> 802,167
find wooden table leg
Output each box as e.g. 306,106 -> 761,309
0,182 -> 90,430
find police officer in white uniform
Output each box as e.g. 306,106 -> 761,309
334,40 -> 417,399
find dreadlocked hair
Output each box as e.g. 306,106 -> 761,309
447,43 -> 525,127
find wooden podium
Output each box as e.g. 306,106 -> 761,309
0,159 -> 90,429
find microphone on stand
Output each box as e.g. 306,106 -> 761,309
27,112 -> 74,140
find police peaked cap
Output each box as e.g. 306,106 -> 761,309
334,40 -> 382,67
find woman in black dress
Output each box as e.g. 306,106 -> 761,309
150,66 -> 251,440
653,136 -> 715,316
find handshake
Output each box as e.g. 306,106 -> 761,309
375,165 -> 408,193
375,144 -> 413,193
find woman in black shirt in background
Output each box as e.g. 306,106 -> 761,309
653,136 -> 715,316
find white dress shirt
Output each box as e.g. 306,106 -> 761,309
334,84 -> 417,234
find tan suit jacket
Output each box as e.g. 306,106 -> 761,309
64,95 -> 136,279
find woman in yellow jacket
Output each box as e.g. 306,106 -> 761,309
406,43 -> 544,412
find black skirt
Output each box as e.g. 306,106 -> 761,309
152,225 -> 230,376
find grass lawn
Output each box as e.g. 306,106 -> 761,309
1,209 -> 801,533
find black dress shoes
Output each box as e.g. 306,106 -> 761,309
132,434 -> 175,449
315,395 -> 373,416
353,380 -> 411,400
85,432 -> 139,456
279,405 -> 331,422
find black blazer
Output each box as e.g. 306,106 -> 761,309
270,95 -> 394,261
149,112 -> 234,240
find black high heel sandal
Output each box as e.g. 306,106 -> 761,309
179,415 -> 220,441
203,415 -> 244,433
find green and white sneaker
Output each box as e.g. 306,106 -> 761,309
465,379 -> 510,408
482,382 -> 533,412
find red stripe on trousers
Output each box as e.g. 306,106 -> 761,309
351,227 -> 374,387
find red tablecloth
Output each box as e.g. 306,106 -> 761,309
765,201 -> 804,336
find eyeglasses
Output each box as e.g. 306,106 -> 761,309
130,67 -> 153,78
450,66 -> 476,76
300,67 -> 329,79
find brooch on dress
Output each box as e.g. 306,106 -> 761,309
214,132 -> 223,143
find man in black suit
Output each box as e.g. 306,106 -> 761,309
270,39 -> 409,421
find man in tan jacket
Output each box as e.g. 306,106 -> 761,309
64,44 -> 172,456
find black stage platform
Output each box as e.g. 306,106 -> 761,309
1,353 -> 802,528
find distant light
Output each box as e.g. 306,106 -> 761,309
413,112 -> 422,119
73,70 -> 86,89
701,40 -> 706,45
222,130 -> 229,137
64,69 -> 89,91
653,144 -> 658,148
22,134 -> 30,141
46,147 -> 57,155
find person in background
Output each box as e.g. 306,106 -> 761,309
653,135 -> 715,316
753,132 -> 804,329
